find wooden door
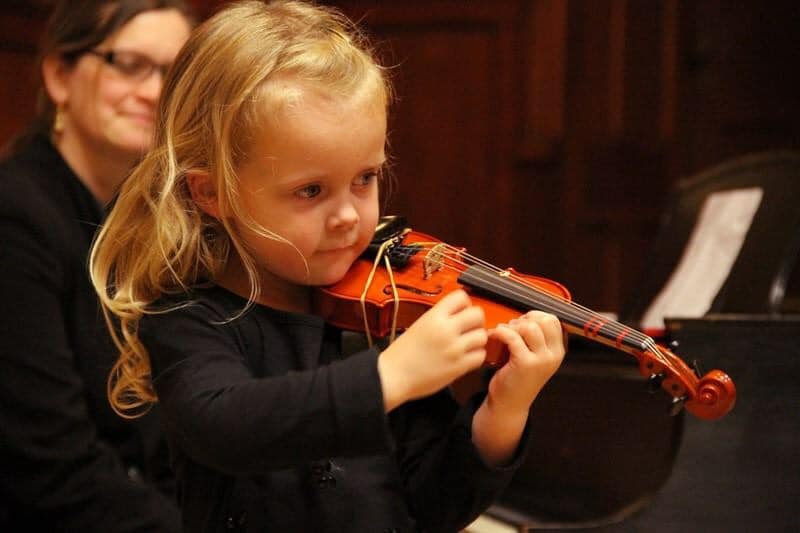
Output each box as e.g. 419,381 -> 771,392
328,0 -> 568,284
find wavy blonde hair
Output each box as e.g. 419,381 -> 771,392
90,0 -> 391,417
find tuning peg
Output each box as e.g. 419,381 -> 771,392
669,340 -> 680,351
669,396 -> 687,416
647,373 -> 665,393
692,359 -> 704,378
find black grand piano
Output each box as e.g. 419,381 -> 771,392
489,151 -> 800,532
491,315 -> 799,532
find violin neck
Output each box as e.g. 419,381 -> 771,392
458,266 -> 651,353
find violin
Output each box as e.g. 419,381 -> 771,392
314,216 -> 736,421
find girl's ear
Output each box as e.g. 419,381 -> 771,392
186,171 -> 222,219
41,54 -> 70,106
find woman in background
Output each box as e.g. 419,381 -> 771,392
0,1 -> 193,530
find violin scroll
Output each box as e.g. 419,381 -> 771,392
684,370 -> 736,420
639,345 -> 735,420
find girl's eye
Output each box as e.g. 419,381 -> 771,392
296,184 -> 322,199
355,171 -> 379,187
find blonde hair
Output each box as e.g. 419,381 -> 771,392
90,0 -> 391,417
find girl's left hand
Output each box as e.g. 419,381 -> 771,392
486,311 -> 565,415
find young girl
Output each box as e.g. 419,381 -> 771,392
90,1 -> 565,531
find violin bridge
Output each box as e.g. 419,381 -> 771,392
423,243 -> 447,279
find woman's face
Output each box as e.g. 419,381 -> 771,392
57,8 -> 191,159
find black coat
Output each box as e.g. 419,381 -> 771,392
145,286 -> 530,532
0,135 -> 181,531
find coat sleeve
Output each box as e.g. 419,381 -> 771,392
389,388 -> 534,532
0,187 -> 181,532
145,302 -> 393,475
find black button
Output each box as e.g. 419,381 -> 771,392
310,459 -> 337,488
126,466 -> 143,483
316,473 -> 337,488
226,511 -> 247,529
310,460 -> 332,476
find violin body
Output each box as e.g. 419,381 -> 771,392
315,228 -> 570,367
314,216 -> 736,421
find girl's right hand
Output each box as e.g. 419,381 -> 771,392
377,289 -> 487,412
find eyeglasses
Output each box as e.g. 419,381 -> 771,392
86,49 -> 171,81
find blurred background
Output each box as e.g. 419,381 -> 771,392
2,0 -> 798,313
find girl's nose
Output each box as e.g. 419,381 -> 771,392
329,202 -> 360,230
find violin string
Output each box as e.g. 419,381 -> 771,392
384,254 -> 400,343
414,241 -> 625,330
360,236 -> 676,375
405,241 -> 671,368
449,254 -> 671,369
411,242 -> 593,322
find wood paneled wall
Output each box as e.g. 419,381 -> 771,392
2,0 -> 798,312
0,2 -> 48,146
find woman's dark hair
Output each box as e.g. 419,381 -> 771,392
7,0 -> 195,153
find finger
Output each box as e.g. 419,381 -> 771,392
515,319 -> 547,353
526,311 -> 563,350
459,327 -> 488,352
461,346 -> 488,371
488,323 -> 529,357
434,289 -> 473,315
452,304 -> 486,332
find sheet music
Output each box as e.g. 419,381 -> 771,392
640,187 -> 763,330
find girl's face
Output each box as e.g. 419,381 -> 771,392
233,85 -> 386,306
57,9 -> 191,159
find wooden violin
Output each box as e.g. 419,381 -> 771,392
314,216 -> 736,421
